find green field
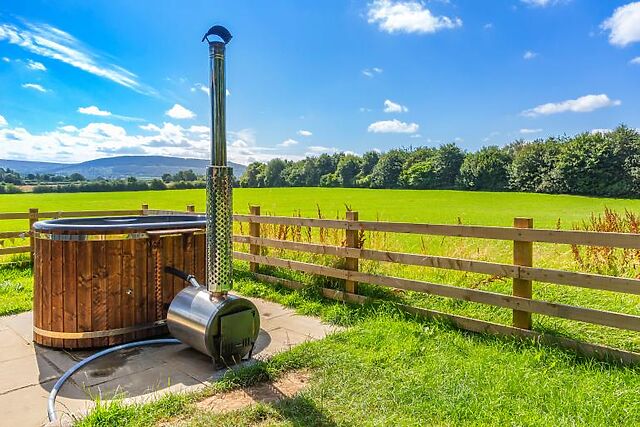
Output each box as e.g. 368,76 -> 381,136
2,188 -> 640,351
2,187 -> 640,229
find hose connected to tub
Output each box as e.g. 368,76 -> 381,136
47,338 -> 181,423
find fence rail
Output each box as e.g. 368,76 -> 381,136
1,204 -> 640,363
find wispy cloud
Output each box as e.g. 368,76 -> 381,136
522,94 -> 621,117
0,20 -> 151,93
78,105 -> 110,116
0,114 -> 7,127
362,67 -> 383,77
383,99 -> 408,113
368,119 -> 419,133
1,56 -> 9,62
165,104 -> 196,119
520,0 -> 561,7
26,59 -> 46,71
523,50 -> 538,60
601,2 -> 640,47
520,128 -> 542,134
77,105 -> 143,121
297,130 -> 312,137
22,83 -> 47,92
367,0 -> 462,34
307,145 -> 338,154
631,56 -> 640,64
278,138 -> 299,147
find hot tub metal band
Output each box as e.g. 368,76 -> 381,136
33,320 -> 167,339
32,231 -> 205,241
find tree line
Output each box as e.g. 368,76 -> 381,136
238,125 -> 640,198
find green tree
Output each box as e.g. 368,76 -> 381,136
508,138 -> 562,193
239,162 -> 267,187
458,146 -> 512,191
370,149 -> 407,189
319,172 -> 341,187
264,158 -> 288,187
554,126 -> 640,197
282,160 -> 307,187
336,154 -> 361,187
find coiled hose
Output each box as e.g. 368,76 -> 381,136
47,338 -> 181,423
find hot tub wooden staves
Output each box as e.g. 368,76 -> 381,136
32,218 -> 206,349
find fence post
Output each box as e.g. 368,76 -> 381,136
141,204 -> 149,215
249,205 -> 261,273
186,204 -> 195,214
29,208 -> 39,264
513,217 -> 533,329
344,210 -> 360,294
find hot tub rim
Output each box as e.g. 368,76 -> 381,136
33,215 -> 207,233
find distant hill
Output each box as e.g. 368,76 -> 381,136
0,156 -> 246,179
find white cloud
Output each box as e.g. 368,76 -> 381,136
78,105 -> 111,117
297,130 -> 312,137
601,2 -> 640,47
523,50 -> 538,60
522,94 -> 621,117
631,56 -> 640,64
0,114 -> 7,127
383,99 -> 408,113
520,0 -> 559,6
165,104 -> 196,119
483,23 -> 494,30
22,83 -> 47,92
278,138 -> 299,147
26,59 -> 46,71
76,105 -> 142,121
367,119 -> 419,133
359,107 -> 373,112
307,146 -> 338,154
58,125 -> 78,133
362,67 -> 383,77
367,0 -> 462,34
0,21 -> 151,93
520,128 -> 542,134
1,56 -> 9,62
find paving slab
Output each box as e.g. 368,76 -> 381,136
0,295 -> 341,427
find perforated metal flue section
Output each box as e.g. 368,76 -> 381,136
206,165 -> 233,293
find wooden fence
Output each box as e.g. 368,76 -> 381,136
1,204 -> 640,363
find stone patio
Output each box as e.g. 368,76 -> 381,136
0,295 -> 339,427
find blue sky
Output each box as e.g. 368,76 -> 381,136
0,0 -> 639,165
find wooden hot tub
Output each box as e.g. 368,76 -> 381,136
32,215 -> 206,349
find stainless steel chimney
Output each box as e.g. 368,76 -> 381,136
166,25 -> 259,366
206,28 -> 233,296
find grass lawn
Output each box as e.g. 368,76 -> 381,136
77,271 -> 640,427
0,259 -> 32,316
1,188 -> 640,350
